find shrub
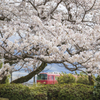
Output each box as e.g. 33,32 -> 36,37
76,75 -> 90,85
58,83 -> 94,100
0,84 -> 47,100
31,83 -> 93,100
76,72 -> 95,85
31,84 -> 61,100
0,83 -> 94,100
93,75 -> 100,100
57,73 -> 76,84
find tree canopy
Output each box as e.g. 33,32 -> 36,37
0,0 -> 100,83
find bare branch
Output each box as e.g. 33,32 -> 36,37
28,0 -> 38,11
50,0 -> 63,14
82,0 -> 96,22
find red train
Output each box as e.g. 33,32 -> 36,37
37,73 -> 60,84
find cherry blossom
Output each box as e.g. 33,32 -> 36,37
0,0 -> 100,82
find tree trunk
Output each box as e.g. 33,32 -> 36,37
11,62 -> 47,83
88,75 -> 94,85
0,76 -> 8,84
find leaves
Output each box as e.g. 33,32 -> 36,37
0,63 -> 3,69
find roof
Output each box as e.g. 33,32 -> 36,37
39,72 -> 60,76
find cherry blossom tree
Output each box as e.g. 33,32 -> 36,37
0,0 -> 100,84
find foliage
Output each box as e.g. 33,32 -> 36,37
0,61 -> 10,84
77,75 -> 89,85
75,72 -> 95,85
57,73 -> 76,84
57,72 -> 95,85
0,83 -> 94,100
58,83 -> 94,100
0,0 -> 100,83
93,75 -> 100,100
0,84 -> 47,100
76,72 -> 90,85
0,63 -> 3,69
32,83 -> 93,100
4,75 -> 10,84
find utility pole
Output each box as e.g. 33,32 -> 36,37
10,71 -> 12,82
33,67 -> 36,84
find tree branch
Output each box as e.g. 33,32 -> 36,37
11,62 -> 47,83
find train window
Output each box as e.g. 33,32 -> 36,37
51,76 -> 54,80
37,74 -> 47,80
48,76 -> 50,80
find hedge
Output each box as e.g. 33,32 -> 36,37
57,73 -> 76,84
0,84 -> 47,100
32,84 -> 61,100
58,84 -> 94,100
31,83 -> 94,100
0,83 -> 94,100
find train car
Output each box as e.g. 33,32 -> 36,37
37,72 -> 60,84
